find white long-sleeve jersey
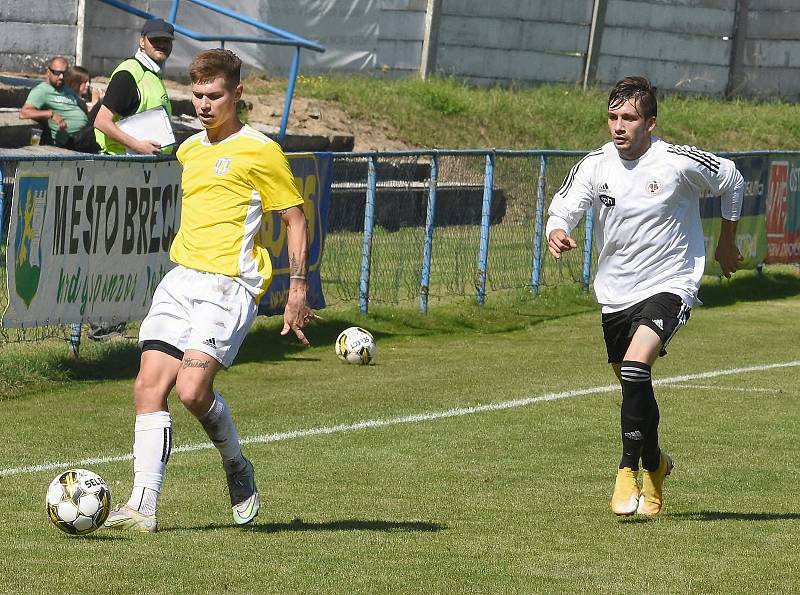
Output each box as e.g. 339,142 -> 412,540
545,138 -> 744,312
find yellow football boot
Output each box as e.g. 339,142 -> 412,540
610,467 -> 639,516
637,452 -> 673,516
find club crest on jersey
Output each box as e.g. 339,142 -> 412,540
214,157 -> 232,176
646,179 -> 661,194
597,183 -> 615,207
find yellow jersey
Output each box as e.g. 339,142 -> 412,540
171,125 -> 303,299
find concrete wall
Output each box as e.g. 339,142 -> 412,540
736,0 -> 800,98
81,0 -> 272,80
3,0 -> 800,100
0,0 -> 80,73
434,0 -> 593,86
81,0 -> 381,80
377,0 -> 427,76
595,0 -> 737,95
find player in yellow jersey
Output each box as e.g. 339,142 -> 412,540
105,49 -> 315,532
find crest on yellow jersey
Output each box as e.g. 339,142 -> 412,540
214,157 -> 232,176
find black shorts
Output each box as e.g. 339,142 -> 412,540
601,292 -> 691,364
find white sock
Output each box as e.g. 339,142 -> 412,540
199,392 -> 244,470
127,410 -> 172,517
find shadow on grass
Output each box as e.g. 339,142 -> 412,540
700,269 -> 800,307
234,319 -> 388,365
176,518 -> 446,534
66,533 -> 126,541
59,340 -> 142,381
616,516 -> 652,524
667,511 -> 800,522
9,286 -> 595,389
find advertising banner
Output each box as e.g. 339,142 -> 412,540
700,156 -> 769,275
765,158 -> 800,263
3,154 -> 332,327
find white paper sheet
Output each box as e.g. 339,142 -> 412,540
117,106 -> 175,149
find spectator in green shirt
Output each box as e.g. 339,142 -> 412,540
19,56 -> 99,153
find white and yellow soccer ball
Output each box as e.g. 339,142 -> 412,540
46,469 -> 111,535
335,326 -> 376,365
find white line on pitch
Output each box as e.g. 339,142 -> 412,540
667,383 -> 775,393
2,360 -> 798,478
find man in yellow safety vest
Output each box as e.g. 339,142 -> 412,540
93,17 -> 174,156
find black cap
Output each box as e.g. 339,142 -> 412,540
141,18 -> 174,40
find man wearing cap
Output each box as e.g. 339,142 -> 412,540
93,18 -> 174,156
90,18 -> 175,342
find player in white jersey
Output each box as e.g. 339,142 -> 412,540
546,76 -> 744,516
104,49 -> 316,532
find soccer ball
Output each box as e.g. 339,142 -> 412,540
335,326 -> 376,365
46,469 -> 111,535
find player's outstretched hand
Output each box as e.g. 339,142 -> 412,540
281,295 -> 321,346
548,229 -> 577,259
715,240 -> 743,278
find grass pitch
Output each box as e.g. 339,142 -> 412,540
1,275 -> 799,594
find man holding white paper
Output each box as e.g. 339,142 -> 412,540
90,18 -> 175,342
94,18 -> 174,156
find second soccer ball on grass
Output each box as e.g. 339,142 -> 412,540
335,327 -> 376,365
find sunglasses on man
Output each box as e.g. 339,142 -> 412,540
48,67 -> 67,76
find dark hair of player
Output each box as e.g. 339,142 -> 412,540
608,76 -> 657,120
189,49 -> 242,90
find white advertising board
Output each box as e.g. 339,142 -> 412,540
4,160 -> 180,327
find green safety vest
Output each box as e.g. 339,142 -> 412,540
95,58 -> 173,155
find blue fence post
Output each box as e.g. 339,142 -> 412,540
582,209 -> 594,292
69,324 -> 81,358
0,163 -> 5,244
530,155 -> 547,295
476,152 -> 494,305
168,0 -> 180,23
359,156 -> 377,315
279,47 -> 302,145
420,153 -> 438,314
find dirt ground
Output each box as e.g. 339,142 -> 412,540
246,94 -> 413,152
162,79 -> 412,152
3,73 -> 412,152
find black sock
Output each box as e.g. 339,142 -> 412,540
619,360 -> 654,470
641,396 -> 661,471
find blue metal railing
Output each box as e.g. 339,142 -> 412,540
531,155 -> 548,295
476,153 -> 494,306
97,0 -> 325,144
358,156 -> 377,315
419,154 -> 438,314
333,149 -> 594,314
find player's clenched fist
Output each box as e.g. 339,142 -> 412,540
548,229 -> 577,259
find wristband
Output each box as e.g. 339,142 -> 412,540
289,275 -> 307,280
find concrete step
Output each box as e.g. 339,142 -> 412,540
332,158 -> 431,184
0,109 -> 353,152
0,74 -> 354,152
0,108 -> 202,150
328,182 -> 506,232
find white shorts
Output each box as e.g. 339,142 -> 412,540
139,265 -> 258,368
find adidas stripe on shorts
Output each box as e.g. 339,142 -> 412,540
139,265 -> 258,368
601,292 -> 691,364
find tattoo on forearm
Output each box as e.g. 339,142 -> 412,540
289,254 -> 307,277
182,357 -> 209,369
